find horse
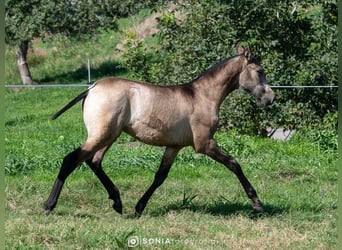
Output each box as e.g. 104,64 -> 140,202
44,45 -> 275,217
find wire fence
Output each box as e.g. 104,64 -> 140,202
4,84 -> 339,89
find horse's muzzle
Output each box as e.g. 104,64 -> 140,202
261,91 -> 275,106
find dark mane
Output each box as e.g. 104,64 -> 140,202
187,54 -> 241,84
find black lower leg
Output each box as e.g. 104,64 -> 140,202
236,172 -> 263,212
135,167 -> 169,217
228,158 -> 264,212
87,163 -> 122,214
206,142 -> 263,212
44,148 -> 83,214
43,178 -> 64,215
135,147 -> 180,217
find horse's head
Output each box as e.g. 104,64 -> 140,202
237,45 -> 275,106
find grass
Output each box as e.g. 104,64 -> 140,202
5,8 -> 338,249
5,88 -> 338,249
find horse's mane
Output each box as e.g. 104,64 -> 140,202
187,54 -> 241,84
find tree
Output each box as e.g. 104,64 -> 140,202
5,0 -> 118,84
123,0 -> 337,134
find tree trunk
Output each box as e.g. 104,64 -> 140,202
17,40 -> 33,85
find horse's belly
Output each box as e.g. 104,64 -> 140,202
123,120 -> 193,147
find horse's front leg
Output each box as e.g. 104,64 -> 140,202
135,146 -> 181,218
200,139 -> 264,212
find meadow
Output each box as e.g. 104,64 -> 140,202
5,87 -> 337,249
5,7 -> 338,249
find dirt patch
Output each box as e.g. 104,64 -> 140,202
116,4 -> 185,52
136,12 -> 162,41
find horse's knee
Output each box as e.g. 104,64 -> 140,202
224,157 -> 243,175
196,139 -> 243,174
58,146 -> 97,180
194,138 -> 217,154
86,155 -> 102,169
57,148 -> 82,180
86,147 -> 109,171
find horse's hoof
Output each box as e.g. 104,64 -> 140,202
113,203 -> 123,214
252,199 -> 264,213
252,203 -> 264,213
134,211 -> 142,219
43,209 -> 52,216
134,203 -> 145,218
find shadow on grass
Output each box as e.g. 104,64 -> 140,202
46,210 -> 100,219
41,201 -> 289,220
39,60 -> 128,84
149,200 -> 288,219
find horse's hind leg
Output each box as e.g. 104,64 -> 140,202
44,145 -> 96,215
86,146 -> 123,214
135,147 -> 181,217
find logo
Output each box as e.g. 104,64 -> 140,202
127,236 -> 140,248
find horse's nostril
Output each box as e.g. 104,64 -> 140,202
261,96 -> 274,106
266,92 -> 275,105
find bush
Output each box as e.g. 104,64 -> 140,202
122,0 -> 337,136
120,29 -> 160,81
290,111 -> 338,152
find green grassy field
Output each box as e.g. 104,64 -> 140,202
4,8 -> 338,249
5,88 -> 337,249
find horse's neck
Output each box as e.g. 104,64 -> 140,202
192,56 -> 243,107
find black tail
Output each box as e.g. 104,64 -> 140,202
51,89 -> 90,120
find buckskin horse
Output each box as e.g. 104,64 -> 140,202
44,45 -> 275,217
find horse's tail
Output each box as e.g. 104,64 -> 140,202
51,88 -> 90,120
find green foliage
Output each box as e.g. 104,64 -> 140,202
123,0 -> 337,135
5,0 -> 119,46
5,0 -> 167,46
120,29 -> 157,81
110,0 -> 164,17
306,129 -> 337,152
291,111 -> 338,152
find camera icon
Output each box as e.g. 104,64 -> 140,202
128,236 -> 140,248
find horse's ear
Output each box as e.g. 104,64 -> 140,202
236,44 -> 245,54
244,45 -> 252,60
245,45 -> 252,60
236,44 -> 253,61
